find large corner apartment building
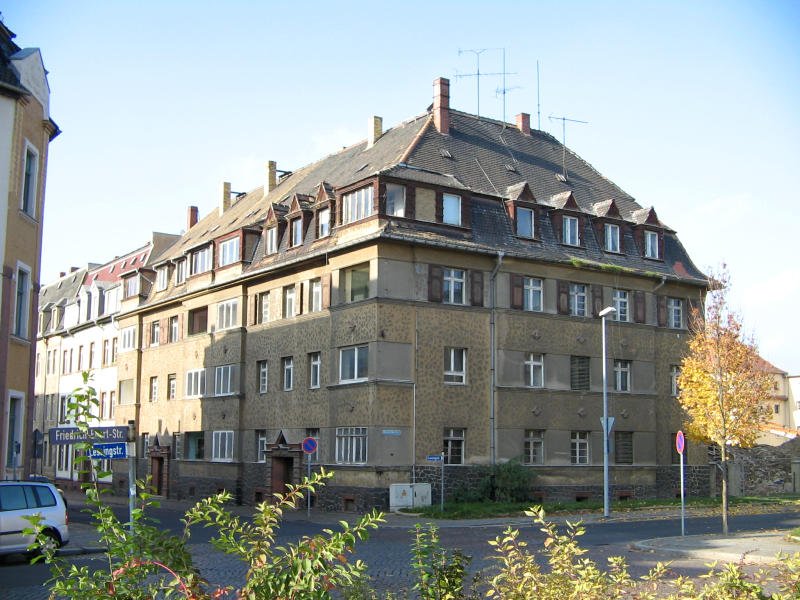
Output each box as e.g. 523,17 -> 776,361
0,22 -> 58,481
35,78 -> 708,508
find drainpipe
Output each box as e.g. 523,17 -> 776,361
489,251 -> 505,466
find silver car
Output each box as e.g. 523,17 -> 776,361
0,481 -> 69,555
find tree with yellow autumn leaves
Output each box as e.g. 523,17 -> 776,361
676,266 -> 772,535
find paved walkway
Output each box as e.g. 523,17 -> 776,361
59,489 -> 799,565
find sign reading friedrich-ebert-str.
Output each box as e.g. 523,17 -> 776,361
49,426 -> 128,446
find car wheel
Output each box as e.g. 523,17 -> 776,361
39,529 -> 61,553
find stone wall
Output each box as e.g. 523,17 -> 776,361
722,438 -> 799,496
655,465 -> 710,498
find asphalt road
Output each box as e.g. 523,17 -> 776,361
1,506 -> 798,598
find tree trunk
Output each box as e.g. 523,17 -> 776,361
720,444 -> 729,535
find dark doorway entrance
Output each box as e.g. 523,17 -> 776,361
151,456 -> 164,495
270,456 -> 293,497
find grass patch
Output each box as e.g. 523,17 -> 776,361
790,527 -> 800,540
402,494 -> 800,520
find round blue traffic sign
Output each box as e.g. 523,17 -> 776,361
301,436 -> 318,454
675,430 -> 685,454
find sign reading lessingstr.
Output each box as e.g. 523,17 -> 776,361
88,442 -> 128,460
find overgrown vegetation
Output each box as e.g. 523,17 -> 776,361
450,460 -> 533,504
25,374 -> 800,598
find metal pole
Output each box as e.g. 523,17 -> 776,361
602,314 -> 610,518
127,420 -> 136,533
307,455 -> 311,519
440,451 -> 445,512
680,451 -> 686,536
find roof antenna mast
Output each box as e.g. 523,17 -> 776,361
494,48 -> 520,123
536,60 -> 541,130
548,115 -> 588,181
455,48 -> 513,119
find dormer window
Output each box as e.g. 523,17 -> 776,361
266,227 -> 278,255
318,208 -> 330,238
342,186 -> 374,225
386,183 -> 405,218
562,215 -> 580,246
516,207 -> 534,238
644,230 -> 659,259
291,218 -> 303,247
219,237 -> 240,267
191,246 -> 212,275
604,223 -> 620,253
156,267 -> 169,291
442,193 -> 461,226
124,276 -> 139,299
175,259 -> 186,285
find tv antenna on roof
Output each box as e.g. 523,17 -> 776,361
455,47 -> 515,119
549,114 -> 588,181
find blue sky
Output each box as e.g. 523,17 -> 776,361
5,1 -> 800,372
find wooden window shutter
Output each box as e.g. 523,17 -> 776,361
553,211 -> 563,244
633,291 -> 646,323
470,270 -> 484,307
435,193 -> 443,223
557,280 -> 570,315
321,273 -> 331,308
510,274 -> 524,310
296,282 -> 304,315
591,285 -> 603,317
593,219 -> 604,249
406,186 -> 416,220
658,232 -> 664,260
634,227 -> 644,256
144,322 -> 150,347
656,295 -> 667,327
461,197 -> 471,228
428,265 -> 443,302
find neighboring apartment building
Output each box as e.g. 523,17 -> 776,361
109,77 -> 708,509
756,357 -> 798,444
32,235 -> 178,485
0,22 -> 58,480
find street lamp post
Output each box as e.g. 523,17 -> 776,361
598,306 -> 616,518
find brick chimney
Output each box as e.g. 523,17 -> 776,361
219,181 -> 231,216
433,77 -> 450,134
187,205 -> 198,230
367,116 -> 382,148
265,160 -> 277,196
516,113 -> 531,136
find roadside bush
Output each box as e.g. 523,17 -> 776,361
451,461 -> 533,504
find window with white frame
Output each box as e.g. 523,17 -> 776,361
310,278 -> 322,312
340,345 -> 368,383
524,429 -> 544,465
217,299 -> 239,330
257,360 -> 268,393
214,364 -> 237,396
168,374 -> 176,400
562,215 -> 579,246
667,298 -> 683,329
444,347 -> 466,384
442,193 -> 461,226
524,353 -> 544,388
175,259 -> 186,285
150,321 -> 160,346
347,263 -> 369,302
670,365 -> 680,397
266,227 -> 278,254
570,431 -> 590,464
120,326 -> 136,351
13,266 -> 31,338
169,315 -> 179,343
342,186 -> 374,224
614,359 -> 631,392
219,237 -> 240,267
386,183 -> 406,217
309,352 -> 321,388
291,218 -> 303,247
516,207 -> 534,238
212,430 -> 234,462
443,428 -> 465,464
283,286 -> 296,318
191,246 -> 212,274
644,230 -> 659,258
185,369 -> 206,398
612,289 -> 629,322
258,291 -> 270,323
569,283 -> 587,317
336,426 -> 367,464
443,268 -> 465,304
604,223 -> 620,252
156,267 -> 169,291
112,338 -> 118,362
185,431 -> 204,460
124,276 -> 139,299
523,277 -> 542,311
20,144 -> 39,218
256,430 -> 268,462
282,357 -> 293,390
149,376 -> 158,402
318,208 -> 330,238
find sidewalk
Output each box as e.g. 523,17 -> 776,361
59,489 -> 799,565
